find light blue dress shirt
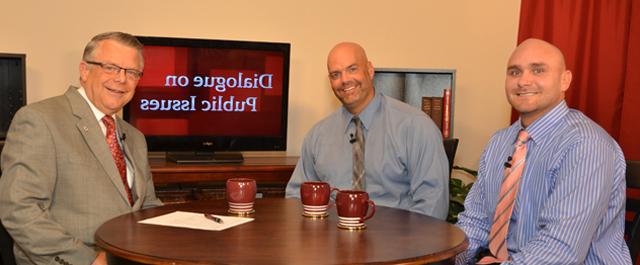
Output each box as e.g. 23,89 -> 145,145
456,101 -> 631,264
285,93 -> 449,219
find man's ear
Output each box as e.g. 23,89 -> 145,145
79,61 -> 89,82
561,70 -> 572,92
367,61 -> 374,79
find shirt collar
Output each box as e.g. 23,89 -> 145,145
514,100 -> 569,145
340,92 -> 382,133
77,87 -> 116,133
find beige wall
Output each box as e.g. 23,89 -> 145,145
0,1 -> 520,169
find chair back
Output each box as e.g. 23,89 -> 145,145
0,160 -> 16,265
0,220 -> 15,265
442,138 -> 459,175
626,160 -> 640,264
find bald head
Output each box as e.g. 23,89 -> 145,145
509,38 -> 567,71
326,42 -> 376,115
327,42 -> 370,71
505,38 -> 572,127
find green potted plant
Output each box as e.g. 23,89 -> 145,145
447,166 -> 477,223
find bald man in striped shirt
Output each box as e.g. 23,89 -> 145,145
455,39 -> 631,264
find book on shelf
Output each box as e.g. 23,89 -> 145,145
442,88 -> 451,138
431,97 -> 443,132
421,96 -> 442,131
420,89 -> 451,138
421,97 -> 432,117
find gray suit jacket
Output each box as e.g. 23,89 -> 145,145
0,87 -> 163,265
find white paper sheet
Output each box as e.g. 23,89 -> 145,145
138,211 -> 254,231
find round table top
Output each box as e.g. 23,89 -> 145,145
95,198 -> 468,265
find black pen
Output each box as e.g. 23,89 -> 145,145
204,213 -> 224,224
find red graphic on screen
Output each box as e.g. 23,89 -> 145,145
130,46 -> 285,137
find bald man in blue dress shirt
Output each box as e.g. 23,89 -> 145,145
456,39 -> 631,264
285,42 -> 449,219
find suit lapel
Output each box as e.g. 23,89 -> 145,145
65,87 -> 132,207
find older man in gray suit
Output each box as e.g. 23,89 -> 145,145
0,32 -> 163,265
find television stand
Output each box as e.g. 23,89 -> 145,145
166,152 -> 244,164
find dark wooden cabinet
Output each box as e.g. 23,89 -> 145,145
149,156 -> 298,204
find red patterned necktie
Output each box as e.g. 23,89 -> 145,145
102,116 -> 134,206
478,130 -> 529,264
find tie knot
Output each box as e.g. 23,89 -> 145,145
516,130 -> 529,146
102,115 -> 115,129
353,116 -> 361,126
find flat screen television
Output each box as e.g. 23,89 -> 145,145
124,36 -> 290,163
0,53 -> 27,141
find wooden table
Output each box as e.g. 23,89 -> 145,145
95,198 -> 468,265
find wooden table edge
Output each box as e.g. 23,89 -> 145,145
98,233 -> 469,265
95,200 -> 470,265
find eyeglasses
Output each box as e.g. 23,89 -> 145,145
85,61 -> 143,80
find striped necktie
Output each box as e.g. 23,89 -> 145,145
352,117 -> 365,190
478,130 -> 529,264
102,116 -> 134,206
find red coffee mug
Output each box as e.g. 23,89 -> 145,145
226,178 -> 257,204
300,181 -> 338,206
336,190 -> 376,222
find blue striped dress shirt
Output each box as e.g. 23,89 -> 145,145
456,101 -> 631,264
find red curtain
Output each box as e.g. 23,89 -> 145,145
514,0 -> 640,160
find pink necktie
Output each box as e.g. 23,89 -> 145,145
102,116 -> 134,206
478,130 -> 529,264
